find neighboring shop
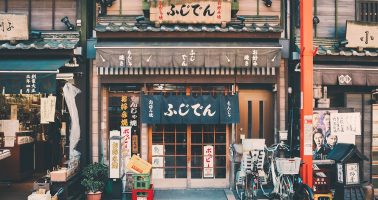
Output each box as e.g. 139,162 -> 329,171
0,7 -> 88,198
91,0 -> 288,189
293,21 -> 378,188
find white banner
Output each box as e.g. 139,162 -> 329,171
121,126 -> 132,172
203,145 -> 214,177
109,139 -> 121,178
330,112 -> 361,135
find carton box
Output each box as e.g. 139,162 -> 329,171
126,155 -> 152,174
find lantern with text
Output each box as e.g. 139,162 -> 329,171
328,143 -> 368,200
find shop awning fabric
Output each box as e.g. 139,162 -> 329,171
314,65 -> 378,86
0,59 -> 69,94
95,42 -> 281,76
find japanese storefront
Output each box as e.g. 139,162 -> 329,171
91,0 -> 287,189
92,41 -> 285,188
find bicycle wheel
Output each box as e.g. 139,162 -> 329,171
280,175 -> 294,200
245,174 -> 258,200
293,182 -> 314,200
235,171 -> 245,200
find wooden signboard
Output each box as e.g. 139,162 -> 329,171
346,20 -> 378,49
150,0 -> 231,24
0,14 -> 29,41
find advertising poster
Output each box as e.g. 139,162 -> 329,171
203,145 -> 214,178
312,110 -> 338,160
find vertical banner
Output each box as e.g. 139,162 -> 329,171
203,145 -> 214,178
121,126 -> 132,173
220,94 -> 240,124
304,115 -> 313,156
109,137 -> 121,178
120,96 -> 129,127
141,95 -> 162,124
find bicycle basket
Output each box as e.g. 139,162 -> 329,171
276,157 -> 301,175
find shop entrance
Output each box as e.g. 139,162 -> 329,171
237,89 -> 274,145
150,124 -> 228,189
148,84 -> 230,189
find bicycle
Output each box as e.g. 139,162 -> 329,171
230,144 -> 264,200
260,141 -> 314,200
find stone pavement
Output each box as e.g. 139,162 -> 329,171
154,189 -> 236,200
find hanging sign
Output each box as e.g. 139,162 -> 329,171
121,126 -> 132,172
203,145 -> 214,178
109,136 -> 121,179
0,14 -> 28,41
150,0 -> 231,24
141,94 -> 239,124
132,135 -> 138,154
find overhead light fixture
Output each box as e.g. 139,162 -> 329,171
263,0 -> 272,7
313,16 -> 320,25
61,16 -> 75,30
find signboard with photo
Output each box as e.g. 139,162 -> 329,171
313,110 -> 360,160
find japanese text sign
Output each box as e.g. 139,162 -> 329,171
150,0 -> 231,24
0,14 -> 28,41
141,94 -> 239,124
203,145 -> 214,177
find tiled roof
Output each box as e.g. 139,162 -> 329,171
0,32 -> 80,50
296,37 -> 378,57
95,15 -> 282,33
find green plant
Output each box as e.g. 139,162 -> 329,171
81,162 -> 108,193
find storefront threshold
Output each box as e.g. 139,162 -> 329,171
152,178 -> 228,189
154,189 -> 230,200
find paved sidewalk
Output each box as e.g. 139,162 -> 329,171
154,189 -> 235,200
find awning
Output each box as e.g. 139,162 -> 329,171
95,42 -> 281,76
314,64 -> 378,86
0,58 -> 69,94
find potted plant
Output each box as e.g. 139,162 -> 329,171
81,162 -> 108,200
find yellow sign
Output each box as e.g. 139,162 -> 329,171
0,14 -> 29,41
150,0 -> 231,24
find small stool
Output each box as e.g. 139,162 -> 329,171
314,193 -> 333,200
132,184 -> 154,200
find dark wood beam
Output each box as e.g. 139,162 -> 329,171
314,56 -> 378,63
96,32 -> 282,39
100,75 -> 277,84
0,50 -> 74,57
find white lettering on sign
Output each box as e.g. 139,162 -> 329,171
163,103 -> 216,117
338,75 -> 352,85
127,50 -> 133,67
148,100 -> 154,118
252,50 -> 258,67
0,14 -> 28,41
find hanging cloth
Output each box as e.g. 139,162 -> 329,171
63,82 -> 81,160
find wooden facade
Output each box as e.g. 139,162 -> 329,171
293,0 -> 378,188
91,0 -> 287,189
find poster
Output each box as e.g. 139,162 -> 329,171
203,145 -> 214,178
330,112 -> 361,135
304,115 -> 313,156
152,145 -> 164,156
121,126 -> 132,172
312,110 -> 339,160
152,157 -> 164,167
152,168 -> 164,179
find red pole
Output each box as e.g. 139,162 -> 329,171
300,0 -> 313,187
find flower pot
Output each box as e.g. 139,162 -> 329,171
87,191 -> 102,200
